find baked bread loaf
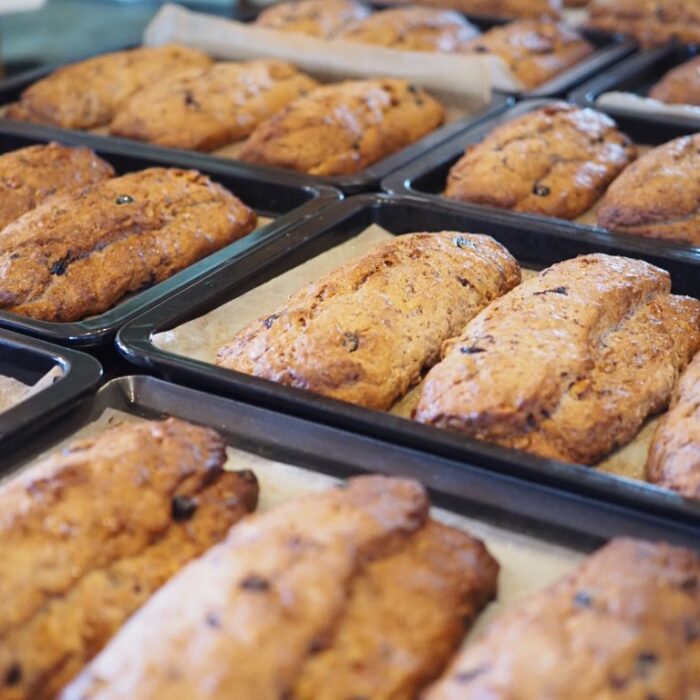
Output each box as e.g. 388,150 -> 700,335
0,167 -> 256,322
109,60 -> 319,151
415,254 -> 700,465
588,0 -> 700,47
377,0 -> 561,20
0,418 -> 259,700
239,78 -> 445,176
255,0 -> 369,37
0,143 -> 114,230
8,44 -> 212,129
216,232 -> 520,410
292,521 -> 498,700
446,104 -> 636,219
463,20 -> 595,89
597,135 -> 700,245
61,476 -> 431,700
647,352 -> 700,498
425,537 -> 700,699
335,6 -> 480,52
649,57 -> 700,105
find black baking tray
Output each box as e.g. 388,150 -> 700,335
117,193 -> 700,528
4,374 -> 700,551
0,47 -> 513,195
0,120 -> 340,347
383,97 -> 700,256
569,44 -> 700,130
0,327 -> 102,452
235,1 -> 635,99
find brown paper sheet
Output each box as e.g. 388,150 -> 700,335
0,366 -> 63,416
152,223 -> 663,488
17,406 -> 584,639
144,3 -> 522,94
598,91 -> 700,122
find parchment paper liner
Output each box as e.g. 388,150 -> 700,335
0,365 -> 63,416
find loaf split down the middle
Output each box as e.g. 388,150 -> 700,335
415,253 -> 700,465
216,232 -> 521,410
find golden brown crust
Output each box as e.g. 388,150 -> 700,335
462,20 -> 594,89
109,61 -> 319,151
239,79 -> 445,176
0,418 -> 259,700
647,352 -> 700,498
446,104 -> 636,220
415,254 -> 700,465
255,0 -> 370,37
4,102 -> 41,123
335,6 -> 480,52
293,521 -> 499,700
597,135 -> 700,245
0,143 -> 114,231
216,232 -> 520,410
377,0 -> 561,20
12,44 -> 212,129
425,537 -> 700,699
588,0 -> 700,47
61,476 -> 430,700
649,57 -> 700,105
0,167 -> 257,322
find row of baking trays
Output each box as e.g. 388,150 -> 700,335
0,86 -> 699,347
4,180 -> 700,532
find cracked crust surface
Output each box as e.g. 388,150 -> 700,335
10,44 -> 212,129
109,60 -> 319,151
647,352 -> 700,498
462,20 -> 595,89
425,537 -> 700,699
378,0 -> 561,19
445,104 -> 636,220
335,6 -> 480,52
649,56 -> 700,106
216,232 -> 520,410
0,167 -> 257,322
238,79 -> 444,176
588,0 -> 700,47
0,143 -> 114,231
255,0 -> 369,37
292,520 -> 498,700
0,418 -> 259,700
61,476 -> 430,700
415,254 -> 700,465
597,135 -> 700,245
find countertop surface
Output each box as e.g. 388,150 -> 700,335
0,0 -> 245,74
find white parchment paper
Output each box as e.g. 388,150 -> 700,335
0,365 -> 63,416
144,3 -> 524,95
597,91 -> 700,121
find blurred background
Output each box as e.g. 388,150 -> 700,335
0,0 -> 258,75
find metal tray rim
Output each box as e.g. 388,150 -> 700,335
6,373 -> 700,550
0,328 -> 102,451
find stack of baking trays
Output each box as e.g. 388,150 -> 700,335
1,0 -> 700,698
